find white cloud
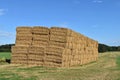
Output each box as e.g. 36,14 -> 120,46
0,31 -> 15,38
58,22 -> 70,28
112,40 -> 120,44
93,0 -> 103,3
106,40 -> 120,46
0,9 -> 5,16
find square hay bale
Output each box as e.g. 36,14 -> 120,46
29,46 -> 44,54
16,26 -> 32,34
12,56 -> 28,60
45,54 -> 62,60
28,60 -> 36,65
35,56 -> 44,61
66,43 -> 78,49
11,46 -> 29,53
49,41 -> 66,48
44,62 -> 62,67
45,46 -> 64,54
50,35 -> 73,43
32,40 -> 48,47
12,54 -> 27,58
32,34 -> 49,41
50,27 -> 72,36
45,46 -> 71,56
16,34 -> 32,40
28,54 -> 36,60
34,61 -> 43,66
16,36 -> 32,41
44,57 -> 62,63
32,26 -> 49,35
15,40 -> 32,46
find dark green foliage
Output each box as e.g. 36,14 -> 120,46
98,43 -> 120,53
98,44 -> 109,52
0,44 -> 15,52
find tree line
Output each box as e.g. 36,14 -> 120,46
0,44 -> 120,52
0,44 -> 14,52
98,44 -> 120,52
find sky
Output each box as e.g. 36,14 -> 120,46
0,0 -> 120,46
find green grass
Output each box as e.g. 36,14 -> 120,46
0,52 -> 120,80
116,56 -> 120,70
0,52 -> 11,59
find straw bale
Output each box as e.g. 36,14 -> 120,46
12,46 -> 29,53
12,57 -> 28,60
17,27 -> 32,31
32,40 -> 48,47
50,35 -> 74,43
32,26 -> 49,35
63,49 -> 71,55
28,61 -> 36,65
44,62 -> 62,67
17,31 -> 32,34
50,27 -> 81,38
28,54 -> 36,59
45,58 -> 62,63
51,27 -> 70,32
29,52 -> 44,55
16,27 -> 32,34
49,41 -> 66,48
16,36 -> 32,40
16,34 -> 32,40
32,34 -> 49,41
12,61 -> 27,65
50,27 -> 72,36
45,46 -> 64,54
68,43 -> 78,49
16,33 -> 32,36
45,52 -> 62,57
15,40 -> 32,46
34,61 -> 43,66
45,55 -> 62,60
35,56 -> 44,61
29,46 -> 44,54
12,54 -> 27,57
50,35 -> 67,42
12,53 -> 27,56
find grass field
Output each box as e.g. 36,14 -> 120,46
0,52 -> 120,80
0,52 -> 11,59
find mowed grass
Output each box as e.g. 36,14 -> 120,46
0,52 -> 120,80
0,52 -> 11,59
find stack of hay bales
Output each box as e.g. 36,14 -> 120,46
11,26 -> 98,67
45,27 -> 98,67
11,27 -> 32,65
28,26 -> 49,66
45,27 -> 75,67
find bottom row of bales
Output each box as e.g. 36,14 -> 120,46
11,46 -> 98,67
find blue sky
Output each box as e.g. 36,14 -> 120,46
0,0 -> 120,46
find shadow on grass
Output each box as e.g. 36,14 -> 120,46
6,59 -> 11,63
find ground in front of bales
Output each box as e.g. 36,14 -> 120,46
0,52 -> 120,80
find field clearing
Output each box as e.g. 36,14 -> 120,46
0,52 -> 120,80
